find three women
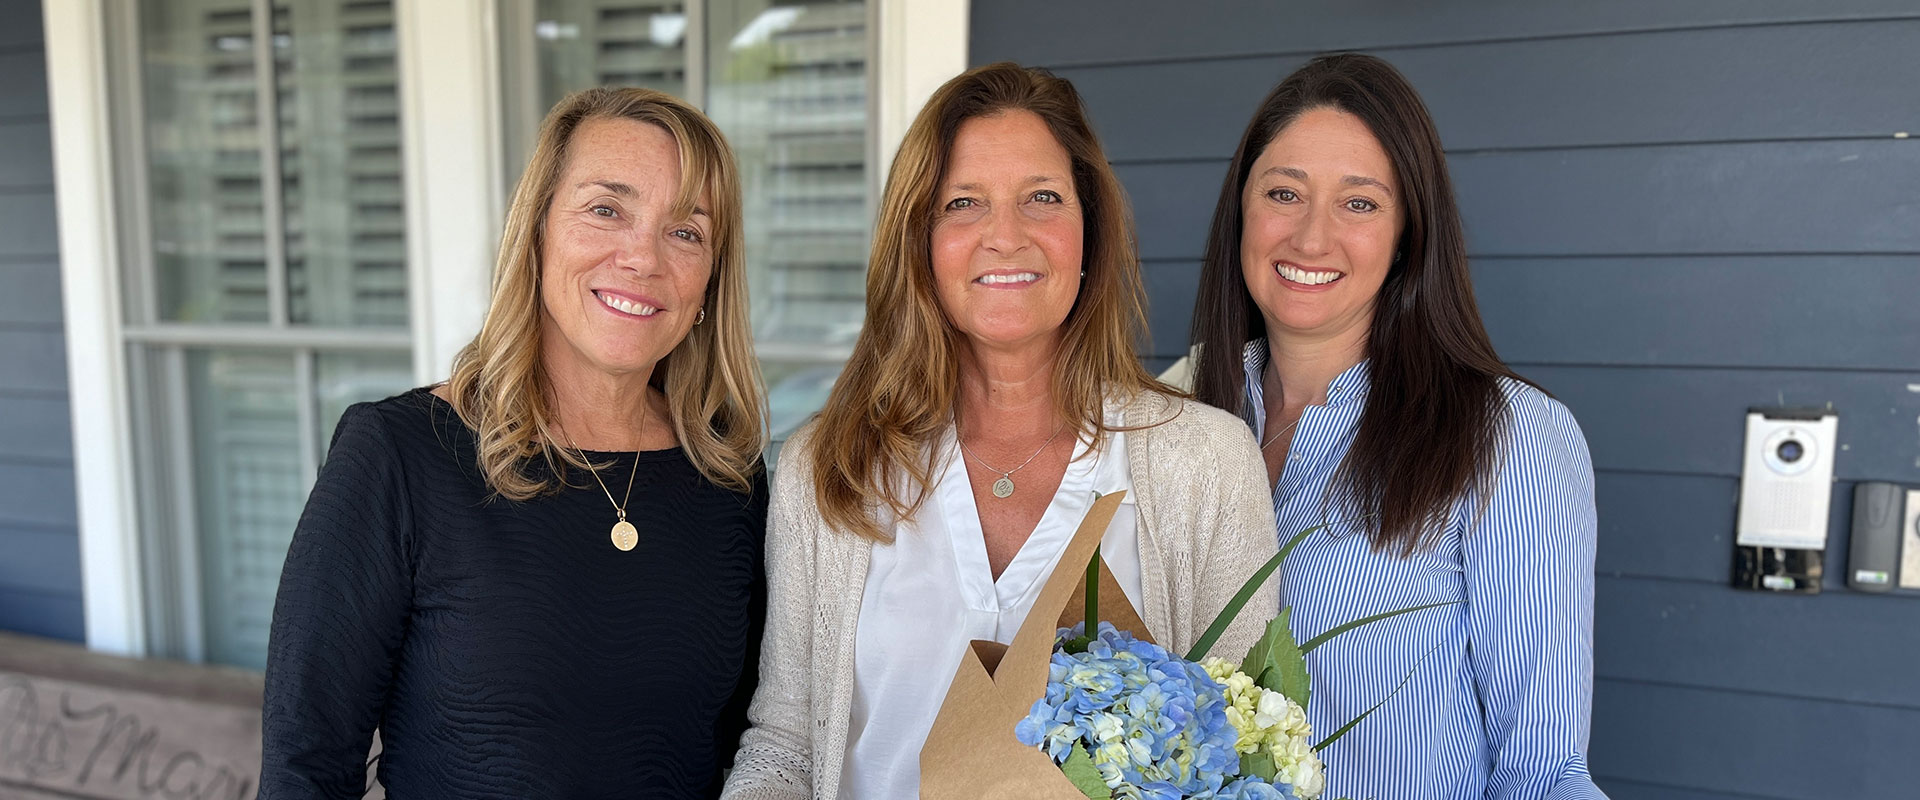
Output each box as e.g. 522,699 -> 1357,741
263,54 -> 1599,800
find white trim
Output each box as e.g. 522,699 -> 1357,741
397,0 -> 505,385
875,0 -> 970,177
44,0 -> 146,657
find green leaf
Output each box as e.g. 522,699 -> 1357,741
1313,638 -> 1444,752
1239,751 -> 1277,782
1240,607 -> 1310,710
1062,743 -> 1113,799
1184,525 -> 1322,662
1298,601 -> 1459,656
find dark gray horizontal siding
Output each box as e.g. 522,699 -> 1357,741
0,524 -> 82,596
972,0 -> 1920,67
1148,256 -> 1920,370
1526,366 -> 1920,480
1591,679 -> 1912,797
0,463 -> 77,529
0,48 -> 47,120
0,586 -> 84,641
0,2 -> 79,644
0,260 -> 62,325
1579,781 -> 1775,800
0,329 -> 69,393
0,394 -> 75,462
1120,139 -> 1920,262
1595,573 -> 1920,708
0,192 -> 60,258
1593,472 -> 1742,583
1056,19 -> 1920,162
975,1 -> 1920,797
1475,256 -> 1920,371
0,0 -> 38,52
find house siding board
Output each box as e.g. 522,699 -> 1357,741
0,0 -> 80,643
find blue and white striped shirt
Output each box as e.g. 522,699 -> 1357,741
1242,340 -> 1605,800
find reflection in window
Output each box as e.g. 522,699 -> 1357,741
128,0 -> 415,668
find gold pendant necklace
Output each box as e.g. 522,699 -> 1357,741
956,421 -> 1067,499
563,403 -> 649,552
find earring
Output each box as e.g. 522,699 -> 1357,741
695,308 -> 706,325
1080,270 -> 1086,277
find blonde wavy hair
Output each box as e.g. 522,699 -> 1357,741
446,87 -> 764,499
810,63 -> 1174,542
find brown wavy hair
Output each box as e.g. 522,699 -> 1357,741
809,62 -> 1172,542
445,87 -> 764,499
1189,53 -> 1538,555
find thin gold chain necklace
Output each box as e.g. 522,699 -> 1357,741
563,402 -> 650,552
956,421 -> 1068,499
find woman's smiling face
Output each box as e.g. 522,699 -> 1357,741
538,117 -> 714,381
929,110 -> 1085,354
1239,107 -> 1404,345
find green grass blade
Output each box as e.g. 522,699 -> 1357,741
1312,638 -> 1443,752
1084,545 -> 1100,634
1276,522 -> 1321,565
1299,601 -> 1458,656
1184,525 -> 1323,662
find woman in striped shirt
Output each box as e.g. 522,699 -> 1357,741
1185,54 -> 1607,799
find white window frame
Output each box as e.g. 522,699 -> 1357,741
45,0 -> 965,657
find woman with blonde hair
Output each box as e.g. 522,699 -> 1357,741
722,63 -> 1278,800
261,88 -> 767,799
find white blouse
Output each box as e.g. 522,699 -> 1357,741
838,424 -> 1142,799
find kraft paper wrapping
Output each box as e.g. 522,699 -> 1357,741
919,491 -> 1151,799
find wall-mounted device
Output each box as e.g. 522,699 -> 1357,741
1847,482 -> 1920,593
1731,408 -> 1838,594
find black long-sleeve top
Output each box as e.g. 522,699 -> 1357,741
260,388 -> 766,799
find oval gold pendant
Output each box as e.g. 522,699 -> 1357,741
991,476 -> 1015,498
610,519 -> 638,551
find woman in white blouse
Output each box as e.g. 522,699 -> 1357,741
721,63 -> 1279,800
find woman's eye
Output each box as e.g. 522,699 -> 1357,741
1032,190 -> 1062,204
945,197 -> 976,211
672,228 -> 705,244
1346,198 -> 1379,213
590,204 -> 618,218
1268,188 -> 1299,203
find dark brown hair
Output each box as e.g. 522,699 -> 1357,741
809,62 -> 1171,541
1189,53 -> 1537,555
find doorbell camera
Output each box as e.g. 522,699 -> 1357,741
1732,408 -> 1838,594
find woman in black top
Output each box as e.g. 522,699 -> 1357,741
260,88 -> 768,799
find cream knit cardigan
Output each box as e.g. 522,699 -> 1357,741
721,390 -> 1281,800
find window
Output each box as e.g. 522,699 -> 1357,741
115,0 -> 415,668
501,0 -> 872,447
57,0 -> 938,666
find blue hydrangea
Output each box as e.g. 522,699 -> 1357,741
1015,623 -> 1300,799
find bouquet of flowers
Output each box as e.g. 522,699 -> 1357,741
1014,620 -> 1323,800
918,492 -> 1442,800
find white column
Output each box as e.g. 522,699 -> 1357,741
396,0 -> 505,384
43,0 -> 145,656
874,0 -> 971,176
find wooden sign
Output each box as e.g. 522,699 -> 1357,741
0,633 -> 262,800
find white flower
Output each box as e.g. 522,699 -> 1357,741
1284,751 -> 1326,799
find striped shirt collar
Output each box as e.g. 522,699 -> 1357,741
1238,337 -> 1373,411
